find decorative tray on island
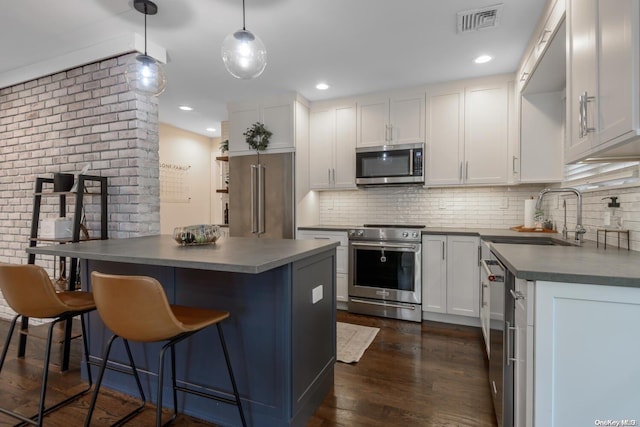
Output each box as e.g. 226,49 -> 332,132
173,224 -> 221,246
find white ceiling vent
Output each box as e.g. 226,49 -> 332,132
457,4 -> 503,33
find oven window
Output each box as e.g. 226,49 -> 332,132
358,150 -> 411,177
354,249 -> 415,291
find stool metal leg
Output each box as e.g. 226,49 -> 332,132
156,341 -> 179,427
217,324 -> 247,427
85,335 -> 147,427
1,313 -> 93,427
0,314 -> 19,372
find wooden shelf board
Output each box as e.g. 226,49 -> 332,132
216,189 -> 229,193
215,156 -> 229,161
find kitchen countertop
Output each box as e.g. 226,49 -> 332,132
299,225 -> 639,287
299,225 -> 578,241
489,243 -> 640,288
26,235 -> 339,274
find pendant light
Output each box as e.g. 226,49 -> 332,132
221,0 -> 267,79
126,0 -> 167,96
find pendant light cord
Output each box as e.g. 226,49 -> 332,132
242,0 -> 246,30
144,6 -> 148,55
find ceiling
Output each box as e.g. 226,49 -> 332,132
1,0 -> 546,138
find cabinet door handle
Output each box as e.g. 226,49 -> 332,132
385,124 -> 389,142
459,162 -> 463,181
538,29 -> 552,48
584,91 -> 596,134
328,168 -> 331,184
579,91 -> 596,138
510,289 -> 525,300
506,320 -> 515,366
332,168 -> 336,184
465,161 -> 469,180
512,155 -> 518,174
578,94 -> 585,138
442,241 -> 445,260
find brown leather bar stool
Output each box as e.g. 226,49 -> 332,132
0,263 -> 95,427
85,271 -> 247,427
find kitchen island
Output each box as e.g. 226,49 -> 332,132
27,235 -> 339,427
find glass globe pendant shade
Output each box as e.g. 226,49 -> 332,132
221,29 -> 267,79
125,54 -> 167,96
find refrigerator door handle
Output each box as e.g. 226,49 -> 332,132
250,164 -> 258,233
257,164 -> 265,235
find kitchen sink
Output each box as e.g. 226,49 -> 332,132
486,237 -> 575,246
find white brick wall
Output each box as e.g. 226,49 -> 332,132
318,184 -> 640,251
0,53 -> 161,320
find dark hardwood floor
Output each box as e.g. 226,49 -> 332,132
0,312 -> 496,426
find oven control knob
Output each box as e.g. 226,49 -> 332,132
402,231 -> 409,237
357,229 -> 364,237
412,232 -> 419,238
348,230 -> 355,237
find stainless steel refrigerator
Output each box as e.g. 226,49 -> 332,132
229,152 -> 295,239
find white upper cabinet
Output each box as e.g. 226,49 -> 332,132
309,101 -> 357,190
518,0 -> 565,93
516,0 -> 566,183
228,93 -> 308,156
426,76 -> 512,186
566,0 -> 640,162
426,85 -> 465,186
464,81 -> 510,185
356,89 -> 425,147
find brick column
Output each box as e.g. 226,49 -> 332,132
0,53 -> 160,317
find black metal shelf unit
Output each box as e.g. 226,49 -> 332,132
24,174 -> 107,370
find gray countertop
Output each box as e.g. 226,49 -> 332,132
299,225 -> 579,242
26,235 -> 339,274
299,225 -> 639,287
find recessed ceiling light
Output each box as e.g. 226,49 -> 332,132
474,55 -> 492,64
206,128 -> 216,132
316,82 -> 330,90
179,105 -> 193,111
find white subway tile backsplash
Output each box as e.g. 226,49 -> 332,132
318,184 -> 640,251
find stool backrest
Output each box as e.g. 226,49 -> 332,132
90,272 -> 186,342
0,263 -> 69,318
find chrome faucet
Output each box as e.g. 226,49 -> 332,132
535,187 -> 586,244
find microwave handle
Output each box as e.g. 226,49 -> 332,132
409,149 -> 414,174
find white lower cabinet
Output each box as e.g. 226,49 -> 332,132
422,234 -> 480,318
534,280 -> 640,426
297,230 -> 348,303
511,278 -> 640,427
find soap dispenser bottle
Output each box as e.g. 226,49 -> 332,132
602,196 -> 621,229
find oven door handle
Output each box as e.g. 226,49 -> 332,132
351,242 -> 418,251
350,298 -> 417,310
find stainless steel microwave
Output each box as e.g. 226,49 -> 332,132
355,143 -> 424,186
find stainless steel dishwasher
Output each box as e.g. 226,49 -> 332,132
482,248 -> 514,427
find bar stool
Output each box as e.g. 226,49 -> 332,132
85,271 -> 247,427
0,263 -> 95,427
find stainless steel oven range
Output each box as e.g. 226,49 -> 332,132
348,225 -> 423,322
